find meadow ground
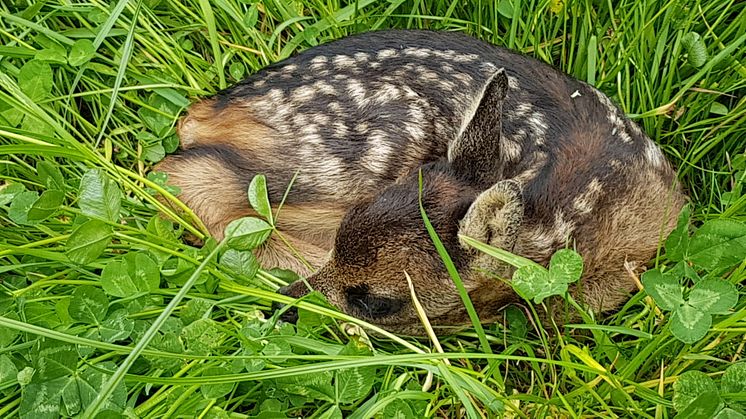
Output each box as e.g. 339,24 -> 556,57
0,0 -> 744,417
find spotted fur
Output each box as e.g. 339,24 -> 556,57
157,30 -> 687,334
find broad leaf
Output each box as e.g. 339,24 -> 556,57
673,371 -> 719,412
0,183 -> 25,205
671,304 -> 711,344
8,191 -> 39,225
68,39 -> 95,66
548,249 -> 583,284
27,189 -> 65,222
20,377 -> 66,419
200,366 -> 235,399
675,391 -> 723,419
69,286 -> 109,324
220,248 -> 259,279
642,269 -> 684,311
714,408 -> 746,419
37,161 -> 66,191
225,217 -> 272,250
665,204 -> 691,261
687,220 -> 746,271
721,362 -> 746,394
18,60 -> 53,101
687,279 -> 738,314
248,174 -> 273,224
79,169 -> 122,222
65,219 -> 112,265
99,309 -> 134,342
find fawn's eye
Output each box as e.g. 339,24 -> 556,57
345,284 -> 404,318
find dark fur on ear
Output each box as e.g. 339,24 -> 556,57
447,68 -> 509,187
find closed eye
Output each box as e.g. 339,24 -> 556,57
345,284 -> 404,318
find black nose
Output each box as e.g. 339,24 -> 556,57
272,299 -> 299,324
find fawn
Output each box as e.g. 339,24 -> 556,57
157,30 -> 686,334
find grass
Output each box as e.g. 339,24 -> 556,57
0,0 -> 745,417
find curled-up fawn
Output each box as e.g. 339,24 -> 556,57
157,30 -> 686,335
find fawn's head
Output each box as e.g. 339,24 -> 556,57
281,69 -> 527,335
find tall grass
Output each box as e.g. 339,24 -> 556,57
0,0 -> 744,417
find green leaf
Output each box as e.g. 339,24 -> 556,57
78,169 -> 122,222
35,341 -> 77,380
225,217 -> 273,250
512,264 -> 551,303
36,47 -> 67,64
682,32 -> 708,68
18,60 -> 53,101
101,253 -> 160,297
182,318 -> 222,355
180,298 -> 213,325
642,269 -> 684,311
248,174 -> 273,224
69,285 -> 109,324
200,366 -> 235,399
710,102 -> 729,116
37,160 -> 66,191
0,182 -> 25,205
673,371 -> 719,412
99,309 -> 134,342
20,378 -> 66,419
317,405 -> 343,419
548,249 -> 583,284
0,355 -> 19,383
721,362 -> 746,394
675,391 -> 723,419
65,219 -> 112,265
687,279 -> 738,314
497,0 -> 514,18
229,62 -> 245,80
382,399 -> 416,418
670,304 -> 711,344
337,367 -> 375,404
27,189 -> 65,221
8,191 -> 39,225
714,408 -> 746,419
220,248 -> 259,280
666,204 -> 691,261
687,220 -> 746,272
68,39 -> 95,66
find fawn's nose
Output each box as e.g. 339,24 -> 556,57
273,286 -> 299,323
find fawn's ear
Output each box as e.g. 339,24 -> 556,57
459,179 -> 523,251
448,68 -> 509,187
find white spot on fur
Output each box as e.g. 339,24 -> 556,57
362,131 -> 393,174
346,80 -> 367,105
333,54 -> 356,68
454,73 -> 473,85
573,178 -> 603,214
507,76 -> 519,89
328,102 -> 343,113
377,49 -> 397,59
291,85 -> 315,102
644,139 -> 664,167
353,52 -> 370,61
571,90 -> 581,98
501,138 -> 522,162
253,80 -> 266,88
553,210 -> 575,245
403,47 -> 431,58
313,81 -> 337,96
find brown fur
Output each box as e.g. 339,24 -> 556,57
155,30 -> 687,336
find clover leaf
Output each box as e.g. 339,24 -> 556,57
643,270 -> 738,344
512,249 -> 583,304
673,364 -> 746,418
